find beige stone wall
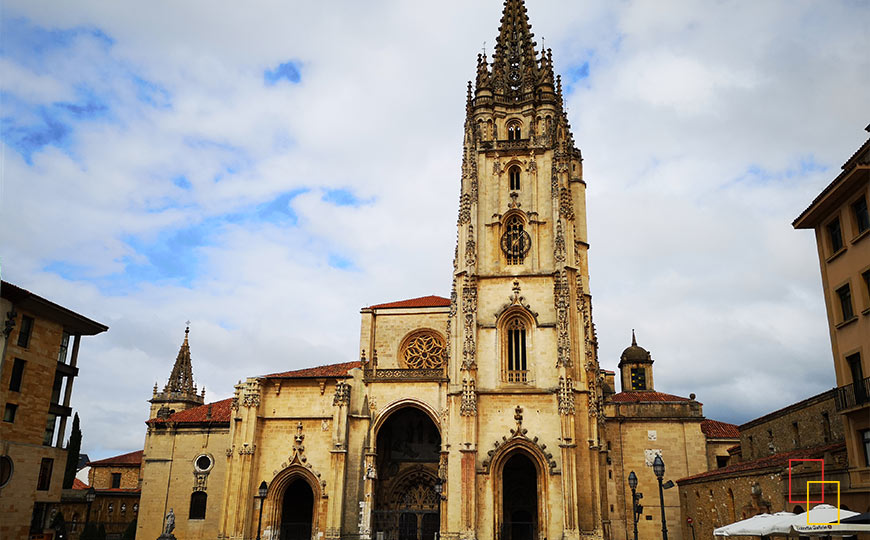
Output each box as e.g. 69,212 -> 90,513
739,391 -> 842,461
90,464 -> 140,490
0,306 -> 72,540
705,440 -> 737,470
604,409 -> 708,540
136,425 -> 229,540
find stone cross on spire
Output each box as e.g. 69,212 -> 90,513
163,325 -> 197,396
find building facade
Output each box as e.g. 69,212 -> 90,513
676,389 -> 854,540
793,126 -> 870,509
0,280 -> 108,540
602,335 -> 738,540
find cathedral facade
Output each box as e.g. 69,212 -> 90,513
138,3 -> 606,539
137,3 -> 735,540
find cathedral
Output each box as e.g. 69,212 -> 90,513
137,3 -> 736,540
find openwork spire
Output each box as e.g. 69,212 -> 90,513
491,0 -> 539,94
164,326 -> 197,395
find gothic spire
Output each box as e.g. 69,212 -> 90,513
491,0 -> 539,94
164,325 -> 197,395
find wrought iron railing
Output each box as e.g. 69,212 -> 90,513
835,376 -> 870,411
364,368 -> 446,382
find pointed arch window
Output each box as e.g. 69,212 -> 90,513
507,121 -> 522,141
509,166 -> 521,191
501,215 -> 530,265
505,317 -> 528,382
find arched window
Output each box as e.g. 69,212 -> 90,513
509,166 -> 521,191
189,491 -> 207,520
505,317 -> 528,382
502,215 -> 529,265
400,331 -> 446,369
507,121 -> 522,141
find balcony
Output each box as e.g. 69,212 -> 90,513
363,368 -> 446,382
505,370 -> 529,383
835,376 -> 870,411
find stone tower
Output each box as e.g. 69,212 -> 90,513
446,1 -> 606,538
149,325 -> 204,419
618,330 -> 655,392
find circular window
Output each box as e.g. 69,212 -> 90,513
400,331 -> 446,369
0,456 -> 12,488
194,454 -> 213,472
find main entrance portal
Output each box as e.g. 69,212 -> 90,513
501,452 -> 538,540
281,478 -> 314,540
372,407 -> 441,540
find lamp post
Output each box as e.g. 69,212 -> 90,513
627,471 -> 642,540
254,480 -> 269,540
652,455 -> 669,540
85,487 -> 96,530
255,481 -> 268,540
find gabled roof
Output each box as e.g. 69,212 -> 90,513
72,478 -> 89,490
609,391 -> 693,403
147,398 -> 233,426
678,441 -> 845,484
265,360 -> 363,379
364,295 -> 450,310
701,419 -> 740,439
87,450 -> 143,467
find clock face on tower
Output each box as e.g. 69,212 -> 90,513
501,229 -> 531,260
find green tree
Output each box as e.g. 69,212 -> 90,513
63,413 -> 82,489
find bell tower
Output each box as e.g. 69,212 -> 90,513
149,325 -> 204,419
446,1 -> 606,538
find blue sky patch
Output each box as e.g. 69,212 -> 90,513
322,188 -> 371,207
255,189 -> 309,224
264,61 -> 302,85
328,253 -> 355,271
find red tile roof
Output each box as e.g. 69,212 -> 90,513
365,295 -> 450,310
147,398 -> 233,426
678,441 -> 845,484
727,444 -> 741,453
72,478 -> 89,490
265,360 -> 363,379
609,391 -> 693,403
701,419 -> 740,439
87,450 -> 143,467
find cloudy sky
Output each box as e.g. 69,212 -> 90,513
2,0 -> 868,460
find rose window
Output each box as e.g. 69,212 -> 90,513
402,333 -> 446,369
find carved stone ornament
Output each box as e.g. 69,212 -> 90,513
554,220 -> 566,264
401,332 -> 446,369
461,277 -> 478,370
480,406 -> 558,473
458,193 -> 471,225
333,382 -> 350,406
554,270 -> 571,368
193,472 -> 208,492
494,279 -> 538,320
241,379 -> 260,408
558,376 -> 575,415
460,378 -> 477,416
238,443 -> 255,456
559,186 -> 574,221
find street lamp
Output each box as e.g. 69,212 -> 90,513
627,471 -> 642,540
434,478 -> 444,500
652,455 -> 669,540
85,487 -> 96,529
255,481 -> 268,540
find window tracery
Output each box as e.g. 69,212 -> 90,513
400,332 -> 446,369
509,165 -> 521,190
507,120 -> 522,141
505,316 -> 528,382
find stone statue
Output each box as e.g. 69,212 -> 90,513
164,508 -> 175,535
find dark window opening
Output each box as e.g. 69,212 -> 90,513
792,421 -> 800,448
43,414 -> 57,446
51,371 -> 64,405
716,456 -> 729,469
189,491 -> 207,520
3,404 -> 17,423
509,166 -> 521,190
17,315 -> 34,348
828,218 -> 844,253
37,458 -> 53,491
847,353 -> 866,403
837,284 -> 854,321
503,453 -> 537,540
0,455 -> 12,487
30,502 -> 48,534
853,195 -> 869,235
506,317 -> 528,382
9,358 -> 25,392
111,472 -> 121,489
863,270 -> 870,307
507,122 -> 521,141
630,368 -> 646,390
862,430 -> 870,467
821,412 -> 831,442
58,332 -> 71,364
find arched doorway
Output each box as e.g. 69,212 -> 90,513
372,406 -> 441,540
281,478 -> 314,540
502,452 -> 537,540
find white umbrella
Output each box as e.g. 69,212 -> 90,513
790,504 -> 864,536
714,512 -> 797,536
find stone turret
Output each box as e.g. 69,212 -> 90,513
618,330 -> 655,392
149,325 -> 204,419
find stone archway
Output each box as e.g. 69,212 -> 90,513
501,452 -> 537,540
372,406 -> 441,540
281,478 -> 314,540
